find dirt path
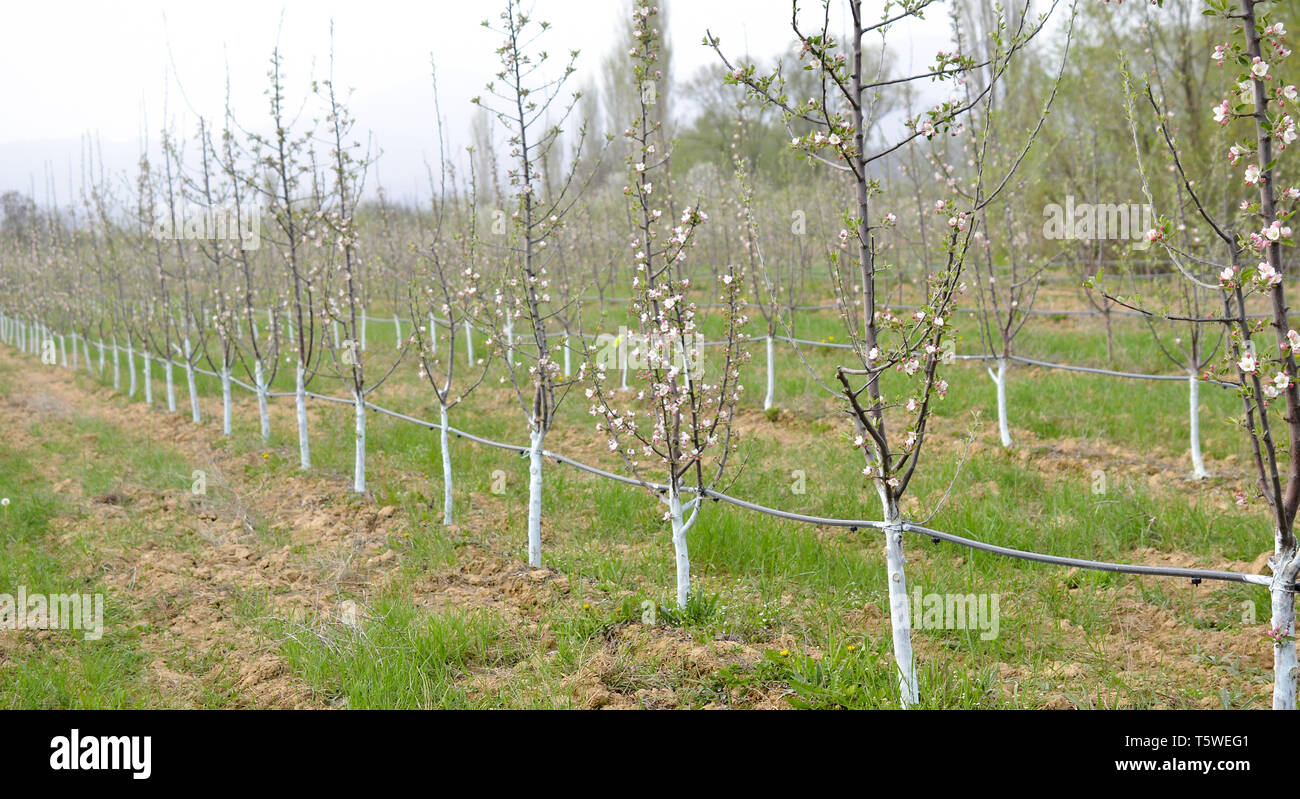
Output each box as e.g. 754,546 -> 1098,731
0,349 -> 443,707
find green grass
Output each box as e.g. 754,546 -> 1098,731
0,303 -> 1283,709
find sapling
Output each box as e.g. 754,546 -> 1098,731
246,47 -> 324,468
316,59 -> 408,494
584,0 -> 748,609
711,0 -> 1069,706
410,67 -> 494,526
475,0 -> 601,566
1107,0 -> 1300,708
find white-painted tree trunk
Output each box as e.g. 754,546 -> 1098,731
126,340 -> 136,397
254,359 -> 271,442
83,336 -> 92,373
429,313 -> 437,355
393,314 -> 402,348
361,310 -> 368,351
59,335 -> 67,368
295,364 -> 310,469
989,357 -> 1012,449
464,321 -> 474,365
71,334 -> 78,371
527,426 -> 545,567
878,484 -> 919,708
563,335 -> 571,377
164,358 -> 176,412
183,339 -> 200,423
1270,545 -> 1300,709
763,335 -> 775,411
352,389 -> 366,493
96,338 -> 105,376
111,338 -> 120,391
665,486 -> 697,609
221,366 -> 233,436
440,403 -> 453,526
1188,371 -> 1210,479
143,354 -> 153,405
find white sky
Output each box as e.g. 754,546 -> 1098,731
0,0 -> 958,204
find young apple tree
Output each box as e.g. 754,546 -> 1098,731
1109,0 -> 1300,708
583,0 -> 749,610
710,0 -> 1069,706
474,0 -> 599,566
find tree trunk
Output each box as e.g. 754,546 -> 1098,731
127,340 -> 137,397
295,364 -> 310,469
254,360 -> 271,442
352,389 -> 366,493
992,357 -> 1012,448
1188,371 -> 1209,479
527,426 -> 545,567
221,366 -> 233,436
440,404 -> 454,526
667,485 -> 693,609
878,485 -> 919,708
184,339 -> 200,423
1270,546 -> 1300,709
164,358 -> 176,413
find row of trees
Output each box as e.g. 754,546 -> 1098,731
5,0 -> 1300,709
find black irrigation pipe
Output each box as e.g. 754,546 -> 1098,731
6,319 -> 1284,592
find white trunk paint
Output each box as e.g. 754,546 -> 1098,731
361,310 -> 368,351
352,388 -> 366,493
184,339 -> 200,423
440,403 -> 453,526
878,484 -> 919,708
143,354 -> 153,405
1271,548 -> 1300,709
254,359 -> 270,442
332,320 -> 340,348
97,338 -> 105,376
464,321 -> 474,365
563,335 -> 571,377
429,313 -> 437,355
126,340 -> 136,396
164,358 -> 176,412
763,335 -> 775,411
59,335 -> 67,367
393,314 -> 402,348
665,486 -> 697,609
989,358 -> 1012,448
295,364 -> 310,469
82,336 -> 92,373
221,366 -> 233,436
1188,371 -> 1210,479
527,426 -> 544,567
112,338 -> 120,391
71,334 -> 78,370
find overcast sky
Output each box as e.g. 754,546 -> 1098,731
0,0 -> 958,205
